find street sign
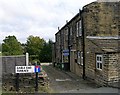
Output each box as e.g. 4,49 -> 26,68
63,52 -> 69,56
63,49 -> 69,53
63,49 -> 69,56
35,66 -> 41,73
15,66 -> 35,73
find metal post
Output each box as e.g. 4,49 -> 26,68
35,72 -> 38,92
16,73 -> 19,92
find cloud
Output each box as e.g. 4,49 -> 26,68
0,0 -> 95,43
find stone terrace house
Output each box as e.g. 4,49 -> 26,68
53,13 -> 83,76
52,1 -> 120,87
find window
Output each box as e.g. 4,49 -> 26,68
79,20 -> 82,36
76,20 -> 82,37
76,22 -> 79,37
77,51 -> 80,64
81,52 -> 83,65
96,54 -> 103,70
77,51 -> 83,65
70,27 -> 72,36
66,28 -> 68,41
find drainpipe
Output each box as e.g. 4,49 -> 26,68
68,25 -> 70,71
80,9 -> 86,79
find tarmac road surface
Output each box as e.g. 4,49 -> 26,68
42,65 -> 119,94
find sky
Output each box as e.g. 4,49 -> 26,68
0,0 -> 96,43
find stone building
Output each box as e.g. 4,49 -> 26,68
53,1 -> 120,87
83,2 -> 120,87
53,13 -> 84,75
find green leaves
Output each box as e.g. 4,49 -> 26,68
2,36 -> 23,56
2,35 -> 53,62
25,35 -> 45,61
39,40 -> 53,62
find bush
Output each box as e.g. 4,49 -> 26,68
31,59 -> 40,65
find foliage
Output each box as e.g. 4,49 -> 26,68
0,43 -> 2,51
39,39 -> 53,62
0,43 -> 2,56
1,35 -> 53,62
31,59 -> 40,65
25,35 -> 45,61
2,36 -> 23,56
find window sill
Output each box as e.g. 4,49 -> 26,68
77,63 -> 83,66
95,68 -> 102,72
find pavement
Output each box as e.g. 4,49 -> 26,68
61,87 -> 119,93
60,68 -> 119,93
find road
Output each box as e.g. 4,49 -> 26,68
42,65 -> 119,94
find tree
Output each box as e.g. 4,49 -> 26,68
25,35 -> 45,61
2,35 -> 23,55
0,43 -> 2,56
39,39 -> 53,62
0,43 -> 2,51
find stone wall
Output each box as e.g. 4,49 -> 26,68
1,55 -> 26,74
83,2 -> 120,86
107,53 -> 120,87
54,1 -> 120,87
83,2 -> 119,37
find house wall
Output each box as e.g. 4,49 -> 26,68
52,43 -> 56,66
107,53 -> 120,87
53,1 -> 120,87
94,53 -> 120,87
68,14 -> 83,76
83,2 -> 120,86
83,2 -> 119,37
55,32 -> 61,64
54,13 -> 83,76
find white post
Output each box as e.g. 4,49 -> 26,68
26,53 -> 29,66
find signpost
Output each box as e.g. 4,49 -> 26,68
35,66 -> 41,92
35,66 -> 41,73
15,66 -> 35,73
15,65 -> 41,92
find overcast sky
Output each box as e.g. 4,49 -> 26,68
0,0 -> 96,43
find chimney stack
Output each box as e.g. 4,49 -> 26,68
66,20 -> 68,23
58,27 -> 60,31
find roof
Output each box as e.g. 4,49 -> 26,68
102,49 -> 119,53
55,12 -> 80,35
87,38 -> 120,53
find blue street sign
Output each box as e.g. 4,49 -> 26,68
63,49 -> 69,53
35,66 -> 41,72
63,52 -> 69,56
